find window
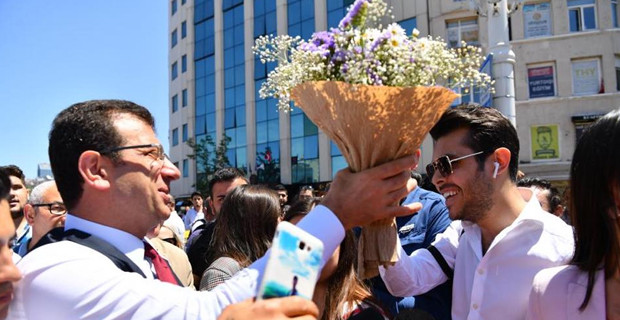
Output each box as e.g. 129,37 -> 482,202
172,128 -> 179,146
182,0 -> 186,5
182,124 -> 188,142
182,21 -> 187,38
528,64 -> 556,98
171,61 -> 178,80
613,0 -> 618,28
446,18 -> 479,48
182,89 -> 188,107
171,0 -> 177,15
171,29 -> 178,48
568,0 -> 596,32
182,55 -> 187,73
571,58 -> 602,96
172,94 -> 179,112
399,17 -> 417,34
182,159 -> 189,177
523,2 -> 552,38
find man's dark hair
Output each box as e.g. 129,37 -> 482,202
48,100 -> 155,210
208,167 -> 248,198
191,191 -> 203,199
517,177 -> 562,212
430,104 -> 520,182
272,184 -> 287,192
0,165 -> 25,184
0,170 -> 10,200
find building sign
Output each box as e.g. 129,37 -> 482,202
572,113 -> 604,143
531,124 -> 560,160
524,3 -> 552,38
528,66 -> 555,98
572,59 -> 601,96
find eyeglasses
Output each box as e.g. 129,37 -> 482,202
101,144 -> 166,161
32,201 -> 67,215
426,151 -> 485,178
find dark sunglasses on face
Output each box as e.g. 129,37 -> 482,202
426,151 -> 484,178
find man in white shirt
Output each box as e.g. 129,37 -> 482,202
183,191 -> 204,231
380,105 -> 574,320
11,99 -> 420,319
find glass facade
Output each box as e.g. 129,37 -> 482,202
223,1 -> 246,170
254,0 -> 280,183
327,0 -> 354,28
288,0 -> 319,183
194,0 -> 216,181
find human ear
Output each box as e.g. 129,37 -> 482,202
491,147 -> 511,179
78,151 -> 111,191
24,204 -> 36,224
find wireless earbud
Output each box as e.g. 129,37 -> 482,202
492,162 -> 500,179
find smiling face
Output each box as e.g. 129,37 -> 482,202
105,114 -> 180,236
431,127 -> 494,223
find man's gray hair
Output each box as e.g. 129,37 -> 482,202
29,180 -> 57,204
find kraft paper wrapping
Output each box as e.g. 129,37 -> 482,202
290,81 -> 457,279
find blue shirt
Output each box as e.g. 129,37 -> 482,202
371,187 -> 452,320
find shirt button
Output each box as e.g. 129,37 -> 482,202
478,269 -> 484,275
472,304 -> 479,310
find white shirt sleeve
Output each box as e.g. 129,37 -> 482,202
379,221 -> 461,297
11,204 -> 345,320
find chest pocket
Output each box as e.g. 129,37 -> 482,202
398,223 -> 427,253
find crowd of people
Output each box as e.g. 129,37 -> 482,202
0,100 -> 618,319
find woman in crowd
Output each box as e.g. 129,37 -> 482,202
199,184 -> 280,291
527,108 -> 620,319
284,197 -> 389,320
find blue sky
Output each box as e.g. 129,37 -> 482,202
0,1 -> 169,179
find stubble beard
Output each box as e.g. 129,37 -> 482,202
457,169 -> 494,224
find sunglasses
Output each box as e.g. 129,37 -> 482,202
426,151 -> 484,178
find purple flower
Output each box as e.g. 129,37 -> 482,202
311,31 -> 335,49
370,31 -> 391,51
338,0 -> 369,29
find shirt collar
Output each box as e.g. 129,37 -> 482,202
64,214 -> 146,268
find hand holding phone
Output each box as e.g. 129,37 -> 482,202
257,221 -> 324,300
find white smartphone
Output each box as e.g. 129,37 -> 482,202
256,221 -> 324,300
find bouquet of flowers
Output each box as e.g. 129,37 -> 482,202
254,0 -> 492,278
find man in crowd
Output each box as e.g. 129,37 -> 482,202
371,169 -> 452,320
163,195 -> 186,245
185,167 -> 248,287
10,100 -> 420,319
517,177 -> 565,217
298,185 -> 314,200
380,105 -> 574,319
0,170 -> 22,319
12,181 -> 66,256
183,191 -> 204,232
0,165 -> 29,250
273,184 -> 290,214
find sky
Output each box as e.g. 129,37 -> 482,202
0,1 -> 169,179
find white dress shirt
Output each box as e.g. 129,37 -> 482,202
10,205 -> 344,319
380,189 -> 575,320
